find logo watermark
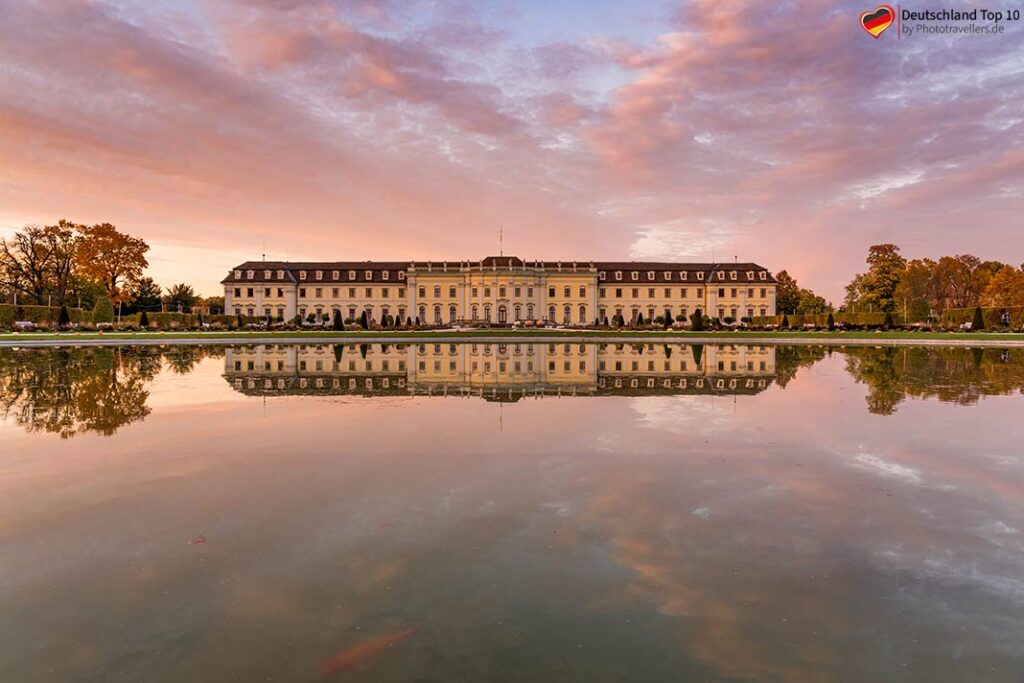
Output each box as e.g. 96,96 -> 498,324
860,5 -> 1020,39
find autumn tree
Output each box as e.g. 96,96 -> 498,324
0,222 -> 80,305
981,267 -> 1024,308
75,223 -> 149,303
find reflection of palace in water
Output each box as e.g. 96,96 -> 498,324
224,343 -> 777,400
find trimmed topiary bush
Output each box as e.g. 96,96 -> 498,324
139,311 -> 150,327
690,309 -> 704,331
58,305 -> 71,328
972,306 -> 985,331
92,297 -> 115,324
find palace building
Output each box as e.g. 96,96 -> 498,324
223,256 -> 777,325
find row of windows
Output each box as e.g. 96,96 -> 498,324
598,287 -> 770,299
235,284 -> 773,301
234,269 -> 406,282
597,270 -> 769,282
597,306 -> 770,320
235,268 -> 770,284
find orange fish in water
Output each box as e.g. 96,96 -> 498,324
321,626 -> 420,677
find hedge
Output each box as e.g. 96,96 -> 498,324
752,312 -> 889,327
0,304 -> 88,326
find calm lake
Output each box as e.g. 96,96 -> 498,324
2,342 -> 1023,682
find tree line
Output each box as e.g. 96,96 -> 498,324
844,244 -> 1024,318
0,221 -> 222,314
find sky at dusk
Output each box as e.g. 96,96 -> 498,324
1,0 -> 1021,299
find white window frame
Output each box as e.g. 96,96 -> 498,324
615,271 -> 622,281
398,271 -> 406,280
316,271 -> 323,280
234,270 -> 242,279
759,271 -> 767,280
599,272 -> 607,280
382,271 -> 389,281
631,271 -> 638,281
348,270 -> 356,280
365,270 -> 373,280
647,271 -> 655,280
332,270 -> 339,280
697,272 -> 704,281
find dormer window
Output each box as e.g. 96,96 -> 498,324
746,271 -> 754,279
631,271 -> 639,280
365,270 -> 373,280
246,270 -> 254,279
332,271 -> 339,280
697,272 -> 705,281
717,272 -> 725,280
646,271 -> 655,281
234,270 -> 241,279
316,271 -> 323,280
261,270 -> 269,279
730,271 -> 737,280
615,271 -> 622,281
664,272 -> 672,280
299,271 -> 307,280
759,271 -> 767,280
277,270 -> 284,279
398,271 -> 406,280
599,272 -> 607,280
680,272 -> 688,280
348,270 -> 356,280
382,271 -> 389,281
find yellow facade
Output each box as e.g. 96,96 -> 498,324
223,257 -> 776,325
224,343 -> 777,400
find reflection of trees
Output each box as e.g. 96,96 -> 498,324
0,346 -> 213,437
843,347 -> 1024,415
773,345 -> 828,388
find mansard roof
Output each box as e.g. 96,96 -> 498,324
223,258 -> 776,284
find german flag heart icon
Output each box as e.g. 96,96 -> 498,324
860,5 -> 895,37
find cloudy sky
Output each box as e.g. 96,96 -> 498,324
1,0 -> 1021,299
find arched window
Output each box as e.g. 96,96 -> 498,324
563,305 -> 571,324
484,304 -> 491,321
433,305 -> 442,324
579,305 -> 586,323
548,305 -> 555,321
471,304 -> 479,319
527,303 -> 534,320
514,304 -> 522,320
498,305 -> 507,323
418,305 -> 425,323
449,305 -> 457,322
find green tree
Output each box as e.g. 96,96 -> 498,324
130,277 -> 162,313
58,305 -> 71,328
883,311 -> 894,330
359,310 -> 369,329
775,270 -> 801,314
972,306 -> 985,331
908,298 -> 930,323
781,314 -> 790,329
92,296 -> 114,324
827,312 -> 835,330
139,310 -> 150,327
332,309 -> 343,330
163,283 -> 197,313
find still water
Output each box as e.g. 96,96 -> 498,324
1,342 -> 1023,682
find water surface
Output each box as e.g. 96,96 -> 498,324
2,343 -> 1023,681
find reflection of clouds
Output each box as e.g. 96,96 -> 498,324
628,396 -> 732,435
850,451 -> 922,485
